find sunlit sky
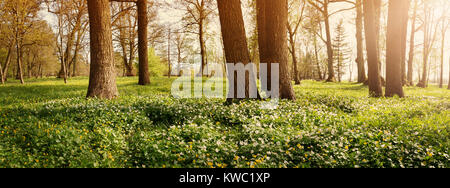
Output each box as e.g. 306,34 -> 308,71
40,0 -> 450,83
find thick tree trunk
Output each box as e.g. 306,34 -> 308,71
407,0 -> 417,86
385,0 -> 407,97
257,0 -> 295,100
137,0 -> 150,85
86,0 -> 118,99
363,0 -> 383,97
356,0 -> 366,83
218,0 -> 259,100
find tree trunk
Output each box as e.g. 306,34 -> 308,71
199,22 -> 207,77
313,35 -> 323,80
448,57 -> 450,89
0,58 -> 3,84
1,45 -> 13,84
439,21 -> 447,88
407,0 -> 418,86
363,0 -> 383,97
86,0 -> 118,99
400,1 -> 410,86
138,0 -> 150,85
218,0 -> 259,100
385,0 -> 407,97
324,6 -> 335,82
356,0 -> 366,83
257,0 -> 295,100
288,32 -> 300,85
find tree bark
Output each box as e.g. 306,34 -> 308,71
363,0 -> 383,97
356,0 -> 366,83
137,0 -> 150,85
86,0 -> 118,99
257,0 -> 295,100
218,0 -> 258,100
385,0 -> 407,97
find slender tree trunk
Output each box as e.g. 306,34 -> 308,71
167,28 -> 171,78
0,58 -> 3,84
385,0 -> 407,97
199,26 -> 207,77
407,0 -> 417,86
313,36 -> 323,80
439,22 -> 447,88
289,33 -> 300,85
400,0 -> 410,86
356,0 -> 366,83
448,57 -> 450,89
86,0 -> 118,99
257,0 -> 295,100
363,0 -> 383,97
218,0 -> 259,100
138,0 -> 150,85
417,4 -> 432,88
1,45 -> 13,84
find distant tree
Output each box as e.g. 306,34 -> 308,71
407,0 -> 419,86
174,0 -> 215,77
257,0 -> 295,100
399,0 -> 410,86
332,19 -> 351,82
385,0 -> 409,98
3,0 -> 43,84
287,0 -> 306,85
438,1 -> 449,88
417,1 -> 440,88
363,0 -> 383,97
86,0 -> 118,99
355,0 -> 366,83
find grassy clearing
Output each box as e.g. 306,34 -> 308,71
0,77 -> 449,168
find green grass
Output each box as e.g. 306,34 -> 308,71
0,77 -> 449,168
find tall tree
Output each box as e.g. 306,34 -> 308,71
363,0 -> 383,97
218,0 -> 258,100
137,0 -> 150,85
175,0 -> 215,77
385,0 -> 408,97
355,0 -> 366,83
407,0 -> 419,86
257,0 -> 296,100
307,0 -> 335,82
86,0 -> 118,99
438,1 -> 449,88
287,0 -> 306,85
417,1 -> 439,88
399,0 -> 410,86
333,19 -> 351,83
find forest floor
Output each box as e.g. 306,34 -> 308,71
0,77 -> 449,168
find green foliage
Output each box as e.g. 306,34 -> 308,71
0,78 -> 449,168
144,48 -> 168,78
